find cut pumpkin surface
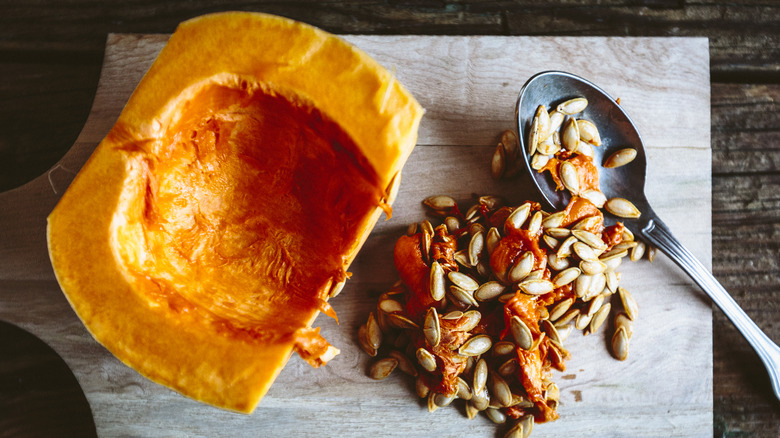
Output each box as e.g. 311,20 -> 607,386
47,12 -> 423,413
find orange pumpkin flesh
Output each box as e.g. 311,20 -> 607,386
46,12 -> 423,413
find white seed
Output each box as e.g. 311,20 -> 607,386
580,189 -> 607,208
492,143 -> 506,179
486,227 -> 501,255
510,316 -> 534,350
537,135 -> 559,156
548,110 -> 564,136
615,312 -> 634,339
605,270 -> 619,293
604,148 -> 638,168
518,279 -> 555,296
575,312 -> 592,330
605,197 -> 642,219
631,240 -> 647,262
546,227 -> 571,239
534,105 -> 550,141
622,227 -> 635,242
562,117 -> 580,151
369,357 -> 398,380
531,152 -> 550,170
457,376 -> 473,400
423,195 -> 456,211
577,119 -> 602,146
557,97 -> 588,115
587,293 -> 605,317
647,245 -> 658,262
508,251 -> 534,283
366,312 -> 383,350
618,287 -> 639,320
560,160 -> 580,195
416,347 -> 438,372
557,324 -> 574,341
474,358 -> 488,394
444,216 -> 460,234
449,271 -> 479,292
459,334 -> 492,356
587,272 -> 607,299
501,130 -> 520,162
378,298 -> 404,314
555,308 -> 580,327
469,232 -> 484,266
541,319 -> 561,343
557,235 -> 578,258
526,211 -> 543,235
575,274 -> 592,298
489,372 -> 513,407
603,254 -> 624,273
547,252 -> 570,271
572,215 -> 601,232
475,281 -> 506,301
543,234 -> 560,251
493,341 -> 516,357
573,242 -> 599,262
542,211 -> 565,229
506,203 -> 532,232
572,229 -> 608,252
433,392 -> 455,407
575,141 -> 594,158
449,285 -> 479,307
527,115 -> 540,155
460,310 -> 483,332
589,302 -> 611,334
611,327 -> 630,361
549,297 -> 575,322
416,376 -> 430,398
429,261 -> 446,301
553,267 -> 581,288
424,307 -> 441,347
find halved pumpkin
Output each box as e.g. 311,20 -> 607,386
47,12 -> 423,413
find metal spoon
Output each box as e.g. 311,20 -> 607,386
515,70 -> 780,401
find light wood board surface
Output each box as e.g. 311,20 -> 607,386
0,34 -> 711,437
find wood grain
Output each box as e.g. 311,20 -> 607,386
0,34 -> 712,436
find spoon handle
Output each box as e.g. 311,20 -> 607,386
641,216 -> 780,401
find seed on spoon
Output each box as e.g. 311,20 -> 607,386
605,197 -> 642,219
531,153 -> 550,170
577,119 -> 602,146
604,148 -> 638,168
547,110 -> 564,137
557,97 -> 588,115
534,105 -> 550,141
562,118 -> 580,151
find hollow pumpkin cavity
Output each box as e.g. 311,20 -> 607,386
112,81 -> 381,342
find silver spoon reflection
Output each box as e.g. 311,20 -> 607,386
516,70 -> 780,401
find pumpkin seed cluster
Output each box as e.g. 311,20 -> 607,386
358,191 -> 650,437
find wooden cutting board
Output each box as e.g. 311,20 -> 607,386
0,34 -> 711,437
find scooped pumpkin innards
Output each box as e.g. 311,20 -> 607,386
47,12 -> 423,413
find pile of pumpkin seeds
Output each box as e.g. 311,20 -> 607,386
358,193 -> 646,437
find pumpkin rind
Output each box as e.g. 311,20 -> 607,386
46,12 -> 423,413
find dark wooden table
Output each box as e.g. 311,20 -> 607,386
1,2 -> 778,437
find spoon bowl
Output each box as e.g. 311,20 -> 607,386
516,70 -> 780,401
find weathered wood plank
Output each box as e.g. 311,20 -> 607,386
0,34 -> 712,437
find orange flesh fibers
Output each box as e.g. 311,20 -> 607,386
112,83 -> 383,350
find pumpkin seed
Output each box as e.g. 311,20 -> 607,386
434,392 -> 455,407
510,316 -> 534,350
509,393 -> 535,409
415,376 -> 430,398
486,407 -> 507,424
588,302 -> 611,335
527,211 -> 543,235
557,235 -> 578,258
603,254 -> 623,273
618,286 -> 639,320
506,203 -> 531,232
546,227 -> 571,239
493,341 -> 515,357
378,298 -> 404,314
605,270 -> 619,293
426,392 -> 438,412
531,152 -> 550,170
550,297 -> 575,322
575,312 -> 593,330
498,357 -> 518,377
388,350 -> 418,376
599,249 -> 628,263
358,324 -> 377,357
622,227 -> 635,242
548,110 -> 564,136
647,245 -> 658,262
465,401 -> 479,419
442,310 -> 463,320
475,280 -> 505,301
489,372 -> 513,407
444,216 -> 460,234
631,240 -> 647,261
580,189 -> 607,208
420,226 -> 432,263
473,358 -> 488,394
604,147 -> 637,168
491,143 -> 506,179
575,273 -> 592,298
615,312 -> 634,339
527,114 -> 540,156
476,260 -> 491,279
468,232 -> 484,266
453,249 -> 470,268
458,334 -> 492,356
555,308 -> 580,328
572,229 -> 608,252
423,307 -> 440,347
546,382 -> 561,406
557,97 -> 588,115
575,140 -> 595,158
508,251 -> 534,283
465,204 -> 480,221
577,119 -> 602,146
416,347 -> 437,372
552,267 -> 581,288
560,160 -> 580,195
486,227 -> 501,255
428,261 -> 445,302
472,385 -> 490,411
448,271 -> 479,292
469,222 -> 486,237
543,234 -> 560,251
369,357 -> 398,380
423,195 -> 456,211
449,285 -> 478,308
557,324 -> 574,341
366,312 -> 383,350
534,105 -> 551,140
537,135 -> 558,156
459,310 -> 482,332
580,259 -> 607,275
501,130 -> 520,162
587,272 -> 607,299
519,278 -> 555,296
605,197 -> 642,219
541,319 -> 561,343
388,313 -> 419,330
542,211 -> 565,228
611,326 -> 629,361
547,252 -> 570,271
406,222 -> 418,236
573,242 -> 599,262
